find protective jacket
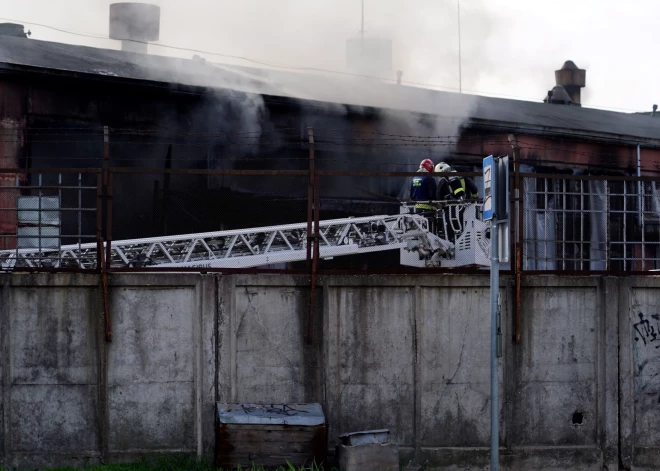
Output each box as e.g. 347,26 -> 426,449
410,174 -> 437,210
437,175 -> 479,200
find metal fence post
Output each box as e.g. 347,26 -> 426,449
508,135 -> 522,345
106,171 -> 113,269
306,128 -> 315,269
490,216 -> 500,471
101,127 -> 112,342
307,127 -> 316,344
96,172 -> 103,272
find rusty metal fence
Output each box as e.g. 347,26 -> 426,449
0,169 -> 100,271
521,174 -> 660,273
1,168 -> 659,276
0,126 -> 659,276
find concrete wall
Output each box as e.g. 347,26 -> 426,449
0,274 -> 217,468
0,273 -> 659,470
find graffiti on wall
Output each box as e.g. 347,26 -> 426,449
633,312 -> 660,403
634,312 -> 660,348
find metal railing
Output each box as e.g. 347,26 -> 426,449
1,169 -> 659,275
1,123 -> 659,275
0,170 -> 100,271
522,175 -> 660,272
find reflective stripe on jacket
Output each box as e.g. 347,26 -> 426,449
449,176 -> 466,197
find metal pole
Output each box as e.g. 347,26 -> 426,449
490,217 -> 500,471
508,134 -> 522,344
361,0 -> 365,40
106,171 -> 113,268
306,127 -> 315,344
623,177 -> 627,269
637,144 -> 642,199
78,173 -> 82,254
637,144 -> 644,270
58,173 -> 62,267
306,128 -> 315,269
457,0 -> 462,93
14,173 -> 19,262
103,127 -> 112,268
38,173 -> 42,255
96,173 -> 103,272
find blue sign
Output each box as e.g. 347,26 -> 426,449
483,155 -> 494,221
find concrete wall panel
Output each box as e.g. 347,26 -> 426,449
630,287 -> 660,448
107,286 -> 196,452
326,285 -> 415,448
419,286 -> 503,448
108,382 -> 194,450
513,286 -> 598,447
10,287 -> 98,384
108,287 -> 195,384
234,285 -> 320,404
5,282 -> 99,462
10,384 -> 98,452
200,276 -> 217,457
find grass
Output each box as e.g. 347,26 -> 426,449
46,454 -> 331,471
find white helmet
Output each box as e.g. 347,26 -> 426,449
434,162 -> 451,173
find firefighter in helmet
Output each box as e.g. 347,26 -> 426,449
409,158 -> 438,232
410,159 -> 437,210
434,162 -> 479,243
434,162 -> 479,201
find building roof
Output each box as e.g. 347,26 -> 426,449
1,34 -> 659,145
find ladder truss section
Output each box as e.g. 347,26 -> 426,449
0,214 -> 430,270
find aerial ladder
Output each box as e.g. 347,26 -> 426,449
0,202 -> 491,270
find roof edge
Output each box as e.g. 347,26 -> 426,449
1,58 -> 659,148
467,118 -> 660,149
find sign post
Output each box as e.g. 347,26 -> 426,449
483,155 -> 509,471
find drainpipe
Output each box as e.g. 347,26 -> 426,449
637,144 -> 644,269
508,134 -> 522,344
637,144 -> 642,200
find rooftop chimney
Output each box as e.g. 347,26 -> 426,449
554,60 -> 586,106
0,23 -> 29,38
543,85 -> 573,105
109,3 -> 160,54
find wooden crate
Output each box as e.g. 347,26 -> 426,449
216,403 -> 327,468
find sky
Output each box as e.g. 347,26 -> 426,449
0,0 -> 658,113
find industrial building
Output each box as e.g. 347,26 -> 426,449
3,4 -> 660,471
0,4 -> 659,271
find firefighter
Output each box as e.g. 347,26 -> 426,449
409,158 -> 438,233
434,162 -> 479,201
434,162 -> 479,243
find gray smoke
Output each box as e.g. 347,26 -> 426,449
19,0 -> 498,198
23,0 -> 497,115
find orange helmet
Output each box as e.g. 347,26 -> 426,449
419,159 -> 434,172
